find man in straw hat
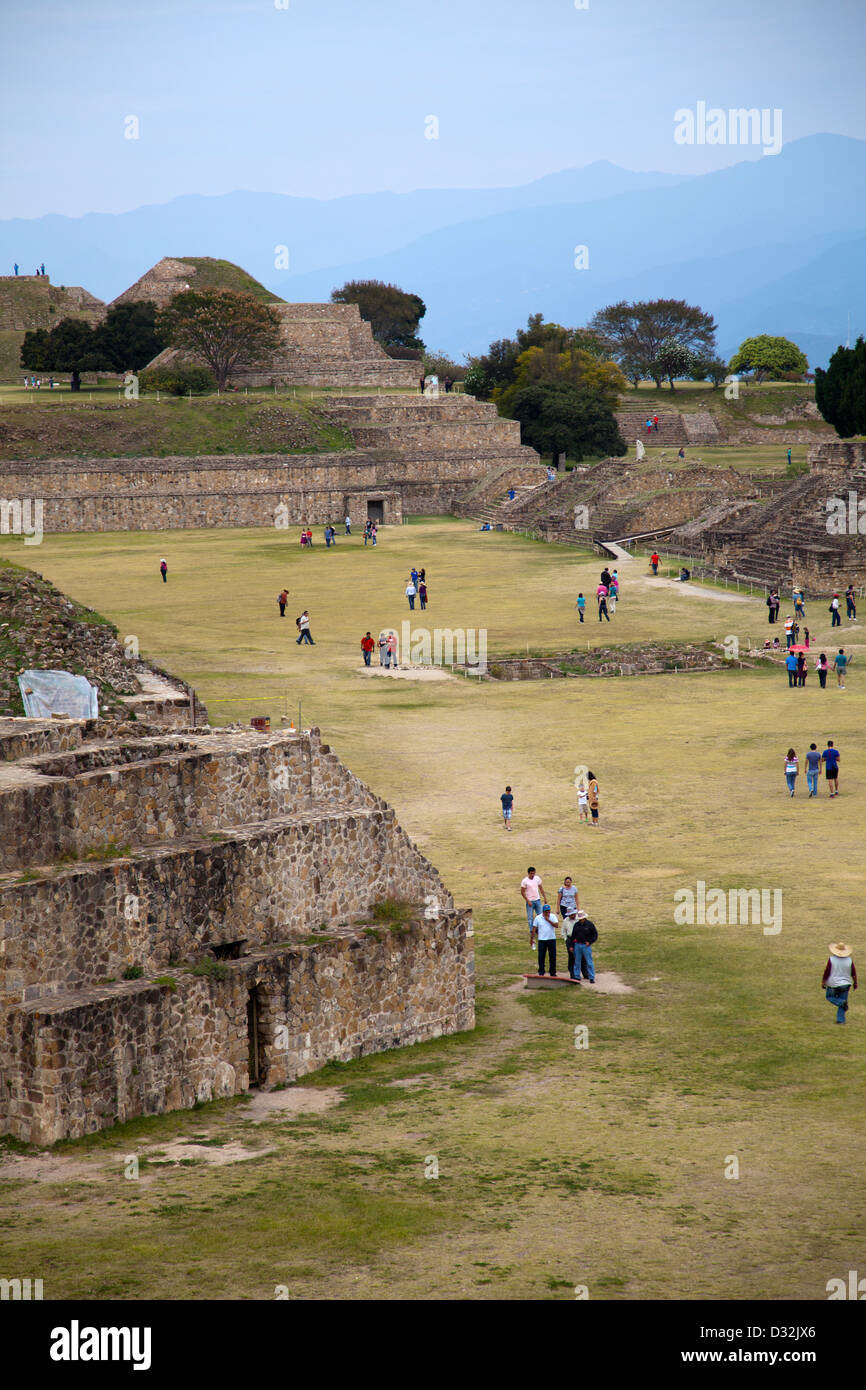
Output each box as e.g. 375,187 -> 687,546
822,942 -> 857,1024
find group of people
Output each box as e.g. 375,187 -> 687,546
520,868 -> 599,981
767,584 -> 857,628
784,648 -> 850,688
645,415 -> 659,433
12,262 -> 46,276
578,566 -> 620,623
360,630 -> 398,667
783,740 -> 840,797
501,774 -> 599,829
363,520 -> 379,546
405,567 -> 428,610
22,375 -> 56,389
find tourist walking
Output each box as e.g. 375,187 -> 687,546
534,904 -> 559,977
500,786 -> 514,831
805,744 -> 821,798
569,910 -> 598,982
784,615 -> 794,648
816,652 -> 829,688
597,584 -> 610,622
830,594 -> 841,627
576,592 -> 585,622
650,551 -> 659,576
371,524 -> 378,546
587,772 -> 600,825
277,588 -> 288,617
345,515 -> 352,535
520,867 -> 545,946
361,631 -> 375,666
796,653 -> 807,686
364,522 -> 371,547
766,590 -> 779,624
845,584 -> 857,620
385,630 -> 398,668
378,631 -> 388,665
576,776 -> 589,821
785,650 -> 798,687
822,942 -> 857,1024
159,558 -> 168,583
784,748 -> 799,796
652,414 -> 659,432
405,578 -> 417,610
793,587 -> 805,619
822,740 -> 840,795
418,580 -> 428,610
296,611 -> 315,645
834,648 -> 850,689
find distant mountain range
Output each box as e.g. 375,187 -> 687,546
2,134 -> 863,369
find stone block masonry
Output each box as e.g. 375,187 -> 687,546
0,723 -> 474,1143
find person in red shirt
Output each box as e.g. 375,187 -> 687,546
650,552 -> 659,575
360,631 -> 375,666
653,414 -> 659,431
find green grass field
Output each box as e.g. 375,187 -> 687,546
1,518 -> 864,1301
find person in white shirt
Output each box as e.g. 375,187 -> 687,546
557,877 -> 579,972
345,515 -> 351,534
533,904 -> 559,977
405,580 -> 417,610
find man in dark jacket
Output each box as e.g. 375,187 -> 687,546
568,910 -> 598,983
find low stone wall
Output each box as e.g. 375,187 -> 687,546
0,729 -> 380,872
2,911 -> 474,1144
0,805 -> 451,998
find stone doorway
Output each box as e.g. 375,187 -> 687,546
367,498 -> 385,524
247,986 -> 266,1087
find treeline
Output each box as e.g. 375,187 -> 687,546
21,302 -> 167,373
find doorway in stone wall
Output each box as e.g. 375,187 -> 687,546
247,986 -> 266,1087
367,499 -> 384,524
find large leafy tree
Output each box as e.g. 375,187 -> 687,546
464,315 -> 606,400
495,342 -> 625,418
815,337 -> 866,437
157,289 -> 282,390
729,334 -> 808,381
98,301 -> 167,370
330,280 -> 426,350
588,298 -> 717,388
20,319 -> 104,372
19,300 -> 168,373
511,382 -> 626,463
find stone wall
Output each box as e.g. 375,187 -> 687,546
2,914 -> 474,1145
0,723 -> 472,1142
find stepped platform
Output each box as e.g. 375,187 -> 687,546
0,722 -> 474,1143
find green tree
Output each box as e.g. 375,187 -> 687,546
689,356 -> 728,388
157,290 -> 282,391
96,301 -> 167,371
728,335 -> 808,382
495,342 -> 625,418
20,318 -> 103,372
510,382 -> 626,463
588,299 -> 717,388
815,337 -> 866,437
465,315 -> 608,400
651,338 -> 695,391
330,280 -> 426,350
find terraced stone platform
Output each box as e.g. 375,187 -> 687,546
0,721 -> 474,1143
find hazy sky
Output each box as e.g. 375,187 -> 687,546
1,0 -> 864,218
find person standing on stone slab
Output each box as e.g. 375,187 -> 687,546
822,942 -> 857,1024
159,559 -> 168,583
534,904 -> 558,978
570,910 -> 598,982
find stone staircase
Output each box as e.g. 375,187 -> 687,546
616,410 -> 689,448
0,720 -> 473,1143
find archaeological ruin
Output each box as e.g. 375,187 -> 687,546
0,719 -> 474,1145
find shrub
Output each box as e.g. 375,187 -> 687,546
190,958 -> 230,981
138,364 -> 216,396
122,964 -> 145,980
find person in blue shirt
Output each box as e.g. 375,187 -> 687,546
576,592 -> 586,623
834,648 -> 849,689
821,741 -> 840,796
785,650 -> 798,687
500,786 -> 514,831
805,744 -> 821,797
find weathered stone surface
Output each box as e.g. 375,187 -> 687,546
0,723 -> 473,1143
